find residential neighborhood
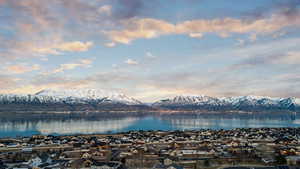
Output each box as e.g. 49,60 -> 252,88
0,128 -> 300,169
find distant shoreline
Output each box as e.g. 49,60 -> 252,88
0,126 -> 299,140
0,109 -> 296,114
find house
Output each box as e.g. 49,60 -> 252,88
28,156 -> 42,167
152,163 -> 184,169
286,156 -> 300,165
82,152 -> 92,159
262,157 -> 276,164
0,160 -> 7,169
40,153 -> 53,164
22,147 -> 33,153
92,161 -> 124,169
167,164 -> 184,169
7,143 -> 20,148
27,153 -> 52,168
8,163 -> 31,169
164,158 -> 173,166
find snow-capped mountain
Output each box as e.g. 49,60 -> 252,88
0,90 -> 299,112
0,89 -> 142,105
153,95 -> 300,111
35,89 -> 142,105
0,89 -> 147,112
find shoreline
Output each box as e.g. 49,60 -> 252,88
1,127 -> 299,139
0,109 -> 296,114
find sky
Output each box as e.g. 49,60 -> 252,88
0,0 -> 300,102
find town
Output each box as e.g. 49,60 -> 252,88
0,128 -> 300,169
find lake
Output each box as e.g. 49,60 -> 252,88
0,112 -> 299,138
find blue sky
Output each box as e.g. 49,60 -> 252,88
0,0 -> 300,102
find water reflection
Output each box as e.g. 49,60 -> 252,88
159,112 -> 299,130
35,118 -> 138,135
161,117 -> 297,130
0,112 -> 299,137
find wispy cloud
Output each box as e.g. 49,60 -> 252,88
0,75 -> 19,89
106,10 -> 300,45
4,64 -> 40,74
145,52 -> 156,59
98,5 -> 112,16
189,33 -> 203,39
104,42 -> 116,48
33,41 -> 94,56
51,59 -> 93,74
106,18 -> 175,44
0,0 -> 100,61
125,59 -> 139,65
228,50 -> 300,71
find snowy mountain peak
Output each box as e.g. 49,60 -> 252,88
0,89 -> 142,106
153,94 -> 300,111
35,89 -> 142,105
37,89 -> 120,98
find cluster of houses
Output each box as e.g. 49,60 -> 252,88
0,128 -> 300,169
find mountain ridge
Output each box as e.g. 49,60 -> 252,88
0,89 -> 147,112
0,90 -> 299,112
153,95 -> 300,112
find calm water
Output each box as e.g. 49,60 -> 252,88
0,112 -> 299,138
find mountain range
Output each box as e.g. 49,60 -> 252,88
153,95 -> 300,112
0,89 -> 147,112
0,89 -> 299,112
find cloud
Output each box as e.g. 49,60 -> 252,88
33,41 -> 94,55
33,47 -> 62,56
249,34 -> 257,42
104,42 -> 116,48
111,0 -> 160,19
2,0 -> 299,60
56,41 -> 94,52
189,33 -> 203,39
106,10 -> 300,44
0,75 -> 19,89
0,0 -> 101,61
2,65 -> 300,102
5,64 -> 40,74
51,59 -> 93,74
272,31 -> 286,39
5,76 -> 92,95
230,51 -> 300,70
0,38 -> 94,61
236,39 -> 246,46
182,12 -> 296,35
106,18 -> 175,44
145,52 -> 156,58
272,51 -> 300,64
1,0 -> 300,101
125,59 -> 139,65
98,5 -> 112,16
112,0 -> 144,19
34,75 -> 91,89
276,73 -> 300,83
